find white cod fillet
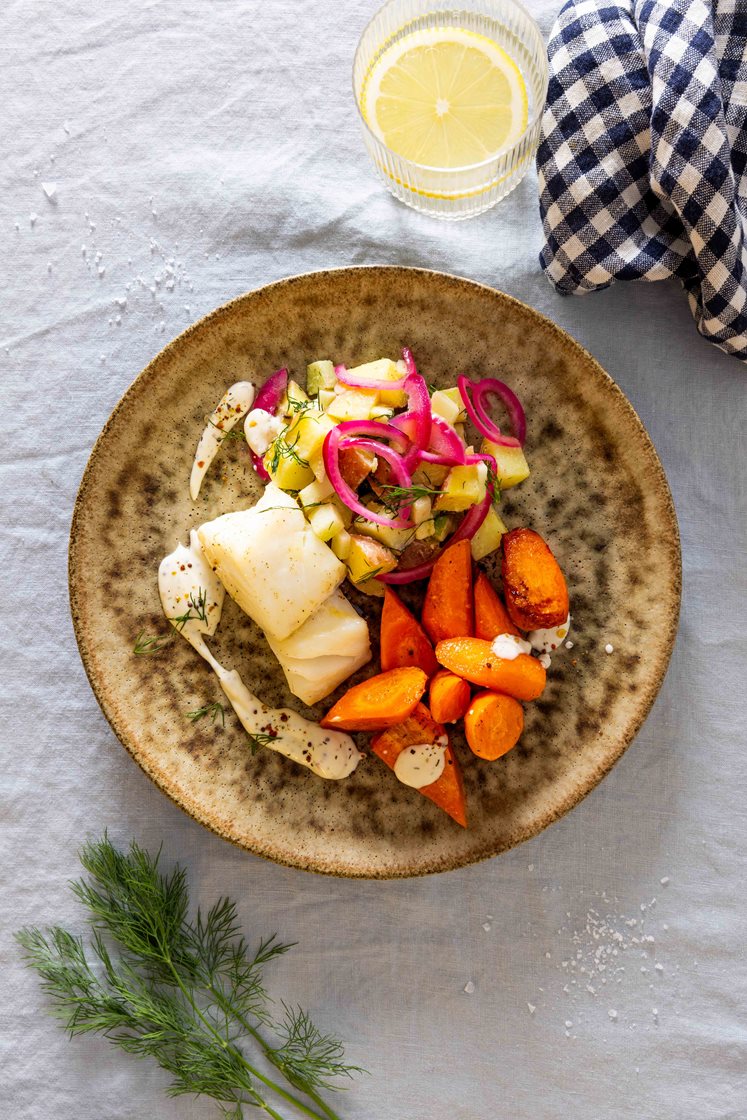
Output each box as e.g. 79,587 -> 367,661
197,483 -> 346,641
266,589 -> 371,705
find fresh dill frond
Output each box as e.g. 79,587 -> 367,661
170,588 -> 208,632
186,702 -> 226,726
247,732 -> 279,756
133,631 -> 173,656
16,835 -> 362,1120
377,482 -> 442,514
268,434 -> 309,475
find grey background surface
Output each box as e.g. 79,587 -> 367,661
2,2 -> 745,1118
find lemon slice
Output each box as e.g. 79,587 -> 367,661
362,27 -> 528,168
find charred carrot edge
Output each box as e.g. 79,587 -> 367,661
501,527 -> 569,631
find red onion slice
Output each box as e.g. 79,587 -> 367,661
252,367 -> 289,480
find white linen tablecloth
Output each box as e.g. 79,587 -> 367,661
2,2 -> 745,1118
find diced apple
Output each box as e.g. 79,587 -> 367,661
307,503 -> 345,542
433,461 -> 488,512
470,505 -> 508,561
346,534 -> 398,584
326,388 -> 379,422
480,439 -> 530,489
306,360 -> 337,396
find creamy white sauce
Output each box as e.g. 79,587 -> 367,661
528,614 -> 571,655
244,408 -> 284,456
394,737 -> 448,789
190,381 -> 256,501
491,633 -> 532,660
158,534 -> 362,780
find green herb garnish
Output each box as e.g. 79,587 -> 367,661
16,835 -> 363,1120
247,732 -> 279,756
377,482 -> 442,515
133,631 -> 173,656
170,588 -> 208,632
187,702 -> 226,726
268,435 -> 309,475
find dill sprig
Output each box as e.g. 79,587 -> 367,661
247,732 -> 278,756
16,836 -> 363,1120
133,631 -> 174,656
187,702 -> 226,726
377,482 -> 442,515
268,435 -> 309,475
171,589 -> 208,633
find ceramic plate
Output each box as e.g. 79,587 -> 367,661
69,267 -> 680,877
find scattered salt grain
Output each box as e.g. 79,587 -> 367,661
482,922 -> 491,932
565,640 -> 574,649
29,212 -> 37,225
527,1003 -> 536,1014
660,877 -> 670,886
97,266 -> 106,277
463,981 -> 475,995
565,1020 -> 573,1029
608,1009 -> 618,1021
654,963 -> 664,973
41,181 -> 57,201
604,644 -> 614,654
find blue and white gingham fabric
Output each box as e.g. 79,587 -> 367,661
537,0 -> 747,361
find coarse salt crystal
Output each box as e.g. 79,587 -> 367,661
42,181 -> 57,201
565,1020 -> 573,1029
463,981 -> 475,995
482,922 -> 491,932
29,212 -> 38,225
527,1002 -> 536,1014
565,640 -> 574,649
608,1009 -> 617,1020
605,644 -> 614,654
660,877 -> 670,886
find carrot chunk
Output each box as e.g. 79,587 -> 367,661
380,587 -> 438,676
473,570 -> 521,640
429,670 -> 471,724
464,691 -> 524,760
320,667 -> 427,731
435,637 -> 546,701
371,703 -> 467,827
422,539 -> 474,643
501,527 -> 569,631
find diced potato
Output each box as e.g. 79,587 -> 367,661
331,497 -> 354,529
282,379 -> 309,415
353,577 -> 386,599
318,388 -> 337,411
306,360 -> 337,396
339,443 -> 377,489
353,505 -> 414,553
298,476 -> 335,508
481,439 -> 530,489
470,506 -> 508,561
433,512 -> 454,542
331,529 -> 352,560
370,405 -> 395,420
431,387 -> 466,426
434,461 -> 488,512
342,357 -> 407,408
308,503 -> 345,542
291,410 -> 337,480
346,534 -> 398,584
326,388 -> 379,422
412,495 -> 432,526
411,462 -> 449,488
265,444 -> 315,491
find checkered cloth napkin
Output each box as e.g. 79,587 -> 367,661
537,0 -> 747,361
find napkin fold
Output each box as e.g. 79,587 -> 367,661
537,0 -> 747,361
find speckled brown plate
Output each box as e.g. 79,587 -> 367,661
69,267 -> 680,878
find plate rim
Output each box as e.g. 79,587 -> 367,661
68,265 -> 682,878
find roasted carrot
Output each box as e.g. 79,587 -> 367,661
380,588 -> 438,676
371,703 -> 467,827
422,539 -> 474,643
501,527 -> 569,631
464,691 -> 524,760
429,670 -> 471,724
320,667 -> 427,731
435,637 -> 546,701
473,570 -> 521,640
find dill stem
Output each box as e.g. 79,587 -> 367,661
162,952 -> 331,1120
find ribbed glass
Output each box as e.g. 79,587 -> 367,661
353,0 -> 548,220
